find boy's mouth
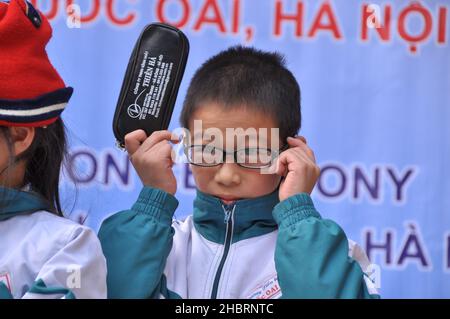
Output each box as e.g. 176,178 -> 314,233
215,195 -> 242,205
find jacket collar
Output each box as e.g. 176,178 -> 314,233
0,187 -> 50,221
193,188 -> 280,244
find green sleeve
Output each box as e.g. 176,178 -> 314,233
273,193 -> 380,299
0,282 -> 13,299
98,186 -> 179,299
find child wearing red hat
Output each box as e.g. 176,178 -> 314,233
0,0 -> 106,299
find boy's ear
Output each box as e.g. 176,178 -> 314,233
8,126 -> 36,157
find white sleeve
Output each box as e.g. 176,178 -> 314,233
22,226 -> 107,299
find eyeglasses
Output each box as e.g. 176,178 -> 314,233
183,144 -> 289,169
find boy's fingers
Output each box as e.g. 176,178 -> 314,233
291,145 -> 316,164
150,140 -> 174,158
125,130 -> 148,155
140,130 -> 179,152
297,136 -> 307,144
144,138 -> 180,163
287,136 -> 306,146
267,152 -> 289,176
272,148 -> 314,176
287,136 -> 316,162
169,131 -> 182,143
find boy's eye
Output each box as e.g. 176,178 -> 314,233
186,145 -> 277,168
236,148 -> 273,166
189,145 -> 222,165
202,145 -> 216,153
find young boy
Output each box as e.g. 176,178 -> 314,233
99,46 -> 379,299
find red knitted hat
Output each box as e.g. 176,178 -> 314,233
0,0 -> 73,127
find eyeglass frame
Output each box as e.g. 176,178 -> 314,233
182,143 -> 290,169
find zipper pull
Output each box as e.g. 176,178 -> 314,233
222,204 -> 234,224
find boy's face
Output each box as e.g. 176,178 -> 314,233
187,103 -> 283,204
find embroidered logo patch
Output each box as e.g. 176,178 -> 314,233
248,275 -> 282,299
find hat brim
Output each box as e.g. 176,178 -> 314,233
0,87 -> 73,127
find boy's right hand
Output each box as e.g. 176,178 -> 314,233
125,130 -> 180,195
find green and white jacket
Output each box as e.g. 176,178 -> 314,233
0,187 -> 107,299
99,186 -> 380,299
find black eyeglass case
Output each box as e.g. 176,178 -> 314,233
112,23 -> 189,149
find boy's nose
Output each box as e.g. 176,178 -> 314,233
214,163 -> 241,187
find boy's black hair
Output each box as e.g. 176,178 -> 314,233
0,118 -> 67,216
180,46 -> 301,142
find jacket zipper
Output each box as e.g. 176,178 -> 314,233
210,203 -> 236,299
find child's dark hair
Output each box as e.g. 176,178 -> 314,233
0,118 -> 67,216
180,46 -> 301,142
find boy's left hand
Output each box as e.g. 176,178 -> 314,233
270,136 -> 320,202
